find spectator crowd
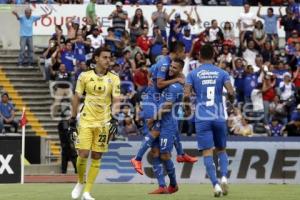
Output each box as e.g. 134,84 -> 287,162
1,1 -> 300,138
0,0 -> 295,6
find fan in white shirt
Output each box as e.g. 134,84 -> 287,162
86,28 -> 105,50
183,56 -> 200,77
237,3 -> 256,47
251,83 -> 264,112
207,19 -> 223,42
243,40 -> 258,68
279,72 -> 295,101
187,7 -> 203,37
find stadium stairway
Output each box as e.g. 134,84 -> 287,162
0,49 -> 61,163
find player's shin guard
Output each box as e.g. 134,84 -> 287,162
84,159 -> 101,193
174,131 -> 184,156
203,156 -> 218,187
163,159 -> 177,187
218,151 -> 228,177
136,133 -> 155,161
76,156 -> 87,184
153,157 -> 166,187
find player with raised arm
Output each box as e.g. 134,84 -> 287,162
130,42 -> 198,176
70,47 -> 120,200
184,44 -> 235,197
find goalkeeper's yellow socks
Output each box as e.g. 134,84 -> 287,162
76,156 -> 87,184
84,159 -> 101,193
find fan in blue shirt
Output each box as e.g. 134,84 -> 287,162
0,93 -> 18,133
61,40 -> 75,72
184,44 -> 235,197
177,25 -> 195,53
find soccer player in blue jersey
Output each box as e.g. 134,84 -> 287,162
148,58 -> 184,194
184,44 -> 235,197
131,42 -> 198,176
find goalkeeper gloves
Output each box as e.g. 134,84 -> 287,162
109,115 -> 118,136
68,117 -> 78,142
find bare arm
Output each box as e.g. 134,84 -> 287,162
112,97 -> 121,117
71,92 -> 81,118
183,84 -> 192,117
120,13 -> 128,20
224,81 -> 235,104
231,56 -> 236,71
184,10 -> 194,24
262,81 -> 272,92
194,7 -> 202,24
167,9 -> 176,23
43,46 -> 51,58
9,109 -> 15,121
108,10 -> 116,20
257,3 -> 262,18
12,10 -> 20,20
66,16 -> 76,29
279,6 -> 283,17
237,19 -> 241,31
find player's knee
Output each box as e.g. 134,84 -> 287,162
201,148 -> 214,157
91,151 -> 102,160
215,147 -> 226,153
78,150 -> 89,158
160,153 -> 171,161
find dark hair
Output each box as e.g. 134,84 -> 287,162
65,39 -> 72,44
134,52 -> 145,64
200,44 -> 214,60
224,21 -> 232,30
256,83 -> 263,89
268,7 -> 274,13
123,49 -> 131,56
1,92 -> 8,98
56,25 -> 62,31
173,58 -> 185,68
137,61 -> 146,68
156,0 -> 163,5
211,19 -> 217,25
171,41 -> 185,53
107,27 -> 114,32
131,8 -> 145,29
93,46 -> 111,57
255,21 -> 264,29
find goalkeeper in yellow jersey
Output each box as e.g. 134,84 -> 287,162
70,46 -> 120,200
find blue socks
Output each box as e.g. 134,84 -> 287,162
163,159 -> 177,187
152,157 -> 166,187
204,156 -> 218,186
218,152 -> 228,177
136,133 -> 155,161
174,131 -> 184,156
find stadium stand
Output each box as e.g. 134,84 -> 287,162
1,1 -> 300,178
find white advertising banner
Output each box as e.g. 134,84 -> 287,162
30,4 -> 286,37
96,140 -> 300,184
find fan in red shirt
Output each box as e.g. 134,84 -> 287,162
191,30 -> 208,56
137,25 -> 151,56
133,61 -> 149,94
293,69 -> 300,88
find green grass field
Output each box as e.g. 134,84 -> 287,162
0,184 -> 299,200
